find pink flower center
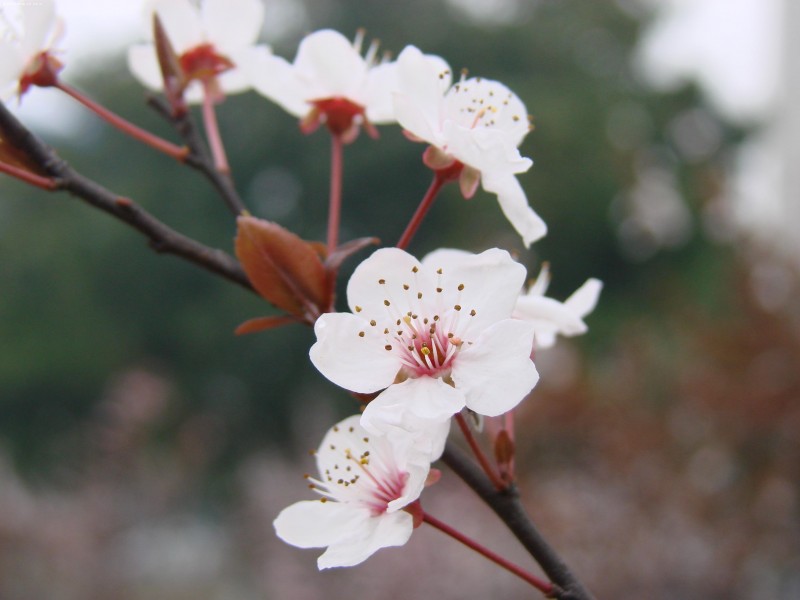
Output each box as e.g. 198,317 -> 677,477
394,313 -> 461,378
308,433 -> 410,516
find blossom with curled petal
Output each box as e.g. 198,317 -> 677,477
310,248 -> 539,442
127,0 -> 269,103
248,29 -> 447,142
393,45 -> 547,247
513,264 -> 602,349
0,0 -> 63,100
274,415 -> 432,569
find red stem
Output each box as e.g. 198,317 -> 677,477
422,510 -> 554,596
55,82 -> 188,161
201,82 -> 230,174
0,159 -> 57,190
396,173 -> 446,250
327,133 -> 344,254
455,412 -> 507,491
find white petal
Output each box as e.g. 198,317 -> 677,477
317,510 -> 413,569
393,91 -> 441,146
19,0 -> 56,58
393,45 -> 447,145
363,60 -> 399,124
127,44 -> 164,91
419,248 -> 472,265
293,29 -> 367,99
565,278 -> 603,319
216,45 -> 271,95
421,248 -> 527,332
443,76 -> 530,146
442,120 -> 532,175
527,263 -> 551,297
386,461 -> 433,512
152,0 -> 204,53
362,377 -> 464,431
0,42 -> 25,89
274,500 -> 372,549
452,319 -> 538,417
514,296 -> 586,349
309,313 -> 400,394
515,295 -> 586,333
314,414 -> 433,509
202,0 -> 264,53
346,247 -> 432,325
248,51 -> 309,117
481,172 -> 547,248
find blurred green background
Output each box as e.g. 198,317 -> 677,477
1,1 -> 798,598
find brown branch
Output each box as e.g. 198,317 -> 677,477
146,94 -> 246,216
0,101 -> 252,292
441,442 -> 596,600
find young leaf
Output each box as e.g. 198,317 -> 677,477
235,216 -> 331,322
235,315 -> 298,335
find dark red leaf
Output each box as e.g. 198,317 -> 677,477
235,216 -> 331,321
325,236 -> 379,274
234,315 -> 298,335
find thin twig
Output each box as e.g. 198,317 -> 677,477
0,101 -> 252,292
56,81 -> 188,161
441,442 -> 596,600
146,95 -> 246,216
422,510 -> 554,595
396,172 -> 446,250
454,412 -> 507,491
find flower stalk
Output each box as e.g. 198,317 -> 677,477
421,509 -> 555,596
0,159 -> 57,190
201,82 -> 230,173
327,133 -> 344,253
455,412 -> 508,491
55,81 -> 189,161
396,170 -> 451,250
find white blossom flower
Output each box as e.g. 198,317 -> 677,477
0,0 -> 63,100
310,248 -> 539,439
393,45 -> 547,247
127,0 -> 269,103
513,264 -> 602,349
248,29 -> 446,141
274,415 -> 431,569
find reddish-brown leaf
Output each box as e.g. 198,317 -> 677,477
325,236 -> 379,274
234,315 -> 298,335
235,216 -> 330,321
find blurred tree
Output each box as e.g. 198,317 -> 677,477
0,0 -> 742,477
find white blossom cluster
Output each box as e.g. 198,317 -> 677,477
2,0 -> 603,570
